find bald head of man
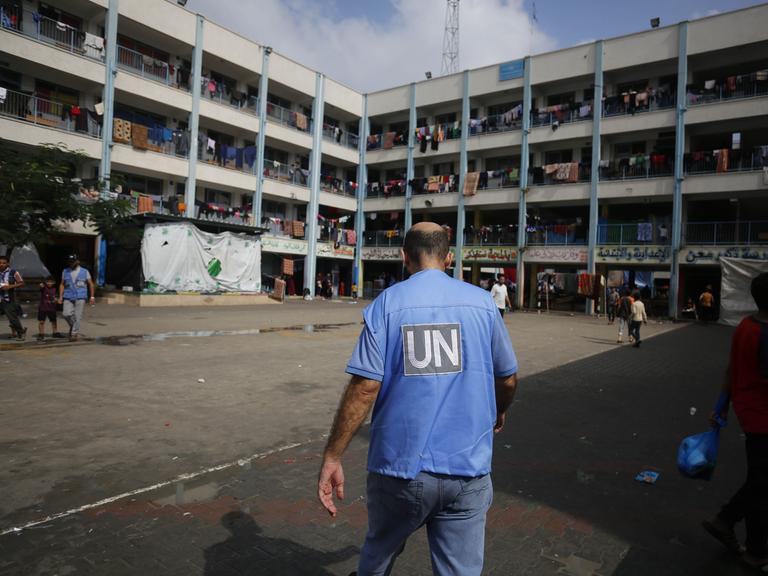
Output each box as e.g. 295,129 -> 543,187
401,222 -> 453,274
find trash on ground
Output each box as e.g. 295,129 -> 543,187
689,407 -> 697,416
197,378 -> 205,383
635,470 -> 660,484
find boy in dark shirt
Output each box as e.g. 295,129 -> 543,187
703,272 -> 768,570
37,276 -> 61,341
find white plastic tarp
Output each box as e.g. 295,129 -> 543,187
0,244 -> 51,279
141,223 -> 261,293
719,257 -> 768,326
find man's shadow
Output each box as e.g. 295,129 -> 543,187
204,511 -> 358,576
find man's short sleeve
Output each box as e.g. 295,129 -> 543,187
491,307 -> 518,377
346,299 -> 385,382
84,269 -> 92,281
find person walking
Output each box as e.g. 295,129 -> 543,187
702,272 -> 768,570
630,292 -> 648,348
616,289 -> 633,344
317,222 -> 519,576
0,254 -> 26,340
607,287 -> 620,324
699,285 -> 716,324
491,273 -> 512,318
58,254 -> 95,341
37,276 -> 63,341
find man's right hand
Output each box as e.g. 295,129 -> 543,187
318,457 -> 345,517
57,298 -> 63,305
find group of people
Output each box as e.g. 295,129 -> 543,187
607,287 -> 648,347
0,254 -> 95,342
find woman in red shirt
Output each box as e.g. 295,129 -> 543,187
703,272 -> 768,570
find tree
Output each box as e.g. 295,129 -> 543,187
0,141 -> 135,250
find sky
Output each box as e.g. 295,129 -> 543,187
185,0 -> 765,92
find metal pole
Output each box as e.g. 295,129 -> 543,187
516,56 -> 532,309
586,40 -> 604,315
184,14 -> 204,218
303,73 -> 325,298
405,82 -> 416,232
354,95 -> 368,298
454,69 -> 470,280
99,0 -> 119,198
252,46 -> 271,226
669,21 -> 688,319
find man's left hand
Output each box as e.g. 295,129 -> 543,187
494,411 -> 506,433
318,457 -> 345,517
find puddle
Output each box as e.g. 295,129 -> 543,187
0,322 -> 359,350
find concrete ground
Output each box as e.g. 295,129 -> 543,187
0,300 -> 753,575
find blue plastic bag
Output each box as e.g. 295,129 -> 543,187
677,392 -> 729,480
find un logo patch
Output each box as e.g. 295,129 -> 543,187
401,323 -> 463,376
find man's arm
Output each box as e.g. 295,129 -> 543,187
318,375 -> 381,517
87,276 -> 96,302
494,373 -> 518,433
10,271 -> 24,290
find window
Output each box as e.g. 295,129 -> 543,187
614,141 -> 646,157
487,102 -> 521,116
204,188 -> 232,206
267,93 -> 291,109
546,92 -> 575,106
435,112 -> 457,124
544,150 -> 573,164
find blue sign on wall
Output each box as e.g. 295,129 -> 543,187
499,59 -> 524,81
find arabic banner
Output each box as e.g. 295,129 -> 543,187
462,246 -> 517,263
596,245 -> 671,264
684,245 -> 768,265
261,236 -> 308,256
525,246 -> 588,263
361,247 -> 402,261
317,242 -> 354,259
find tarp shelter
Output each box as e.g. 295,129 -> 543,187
0,244 -> 51,279
141,223 -> 261,293
719,257 -> 768,326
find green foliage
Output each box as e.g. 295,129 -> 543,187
0,141 -> 137,249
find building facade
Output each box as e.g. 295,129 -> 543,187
1,0 -> 767,314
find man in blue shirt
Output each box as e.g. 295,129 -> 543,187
317,222 -> 519,575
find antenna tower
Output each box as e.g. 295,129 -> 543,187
441,0 -> 460,75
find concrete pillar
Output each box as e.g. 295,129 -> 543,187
252,46 -> 272,226
586,39 -> 604,314
516,56 -> 532,309
303,73 -> 325,298
354,95 -> 368,298
184,14 -> 204,218
669,22 -> 688,319
454,69 -> 470,280
405,83 -> 416,232
98,0 -> 119,197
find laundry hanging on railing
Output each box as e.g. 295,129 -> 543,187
463,172 -> 480,196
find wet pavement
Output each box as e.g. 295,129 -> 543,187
0,301 -> 749,574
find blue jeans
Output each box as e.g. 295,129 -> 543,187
358,471 -> 493,576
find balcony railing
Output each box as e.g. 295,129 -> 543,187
602,91 -> 676,118
199,144 -> 258,175
600,156 -> 674,180
0,88 -> 101,137
366,181 -> 406,198
470,113 -> 521,136
529,163 -> 591,186
205,91 -> 259,116
266,102 -> 311,133
364,230 -> 404,247
320,177 -> 357,197
685,221 -> 768,245
117,45 -> 177,87
531,103 -> 593,127
464,227 -> 518,246
1,7 -> 104,61
598,223 -> 671,246
263,160 -> 310,187
684,146 -> 768,175
527,225 -> 587,246
319,227 -> 356,246
366,132 -> 407,150
687,72 -> 768,106
322,124 -> 359,149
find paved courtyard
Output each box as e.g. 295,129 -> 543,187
0,300 -> 753,575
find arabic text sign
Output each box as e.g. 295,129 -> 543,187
525,246 -> 588,263
261,236 -> 308,256
684,246 -> 768,265
462,246 -> 518,263
596,245 -> 671,264
361,247 -> 402,261
317,242 -> 354,259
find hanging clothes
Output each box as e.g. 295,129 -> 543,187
716,149 -> 729,173
383,131 -> 396,150
463,172 -> 480,196
636,222 -> 653,242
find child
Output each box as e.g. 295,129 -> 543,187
37,276 -> 61,341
